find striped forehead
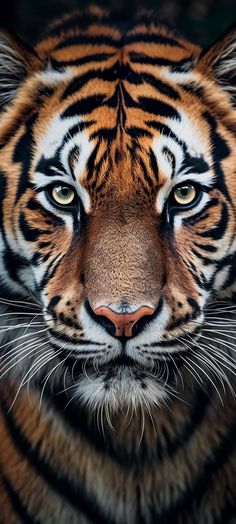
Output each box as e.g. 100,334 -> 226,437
34,99 -> 211,212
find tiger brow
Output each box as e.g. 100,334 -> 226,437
181,154 -> 209,174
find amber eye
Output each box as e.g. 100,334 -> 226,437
173,184 -> 197,206
51,185 -> 76,206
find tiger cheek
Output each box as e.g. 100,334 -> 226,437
44,243 -> 85,312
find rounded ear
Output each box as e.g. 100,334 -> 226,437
0,28 -> 41,106
197,24 -> 236,102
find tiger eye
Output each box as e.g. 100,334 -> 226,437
173,184 -> 197,206
51,186 -> 75,206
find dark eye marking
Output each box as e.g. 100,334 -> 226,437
47,295 -> 61,313
36,156 -> 67,177
181,153 -> 209,175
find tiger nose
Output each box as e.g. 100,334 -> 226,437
93,305 -> 156,338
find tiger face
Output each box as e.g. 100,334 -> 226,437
0,8 -> 235,412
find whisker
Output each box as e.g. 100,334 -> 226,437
0,340 -> 49,379
184,355 -> 224,404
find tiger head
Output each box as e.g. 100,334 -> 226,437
0,8 -> 235,412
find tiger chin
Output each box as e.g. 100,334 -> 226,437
0,6 -> 236,524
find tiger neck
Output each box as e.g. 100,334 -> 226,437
0,372 -> 215,465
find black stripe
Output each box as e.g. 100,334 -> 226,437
35,156 -> 67,177
0,106 -> 34,150
26,198 -> 63,228
126,126 -> 153,139
156,385 -> 212,461
129,52 -> 191,68
140,73 -> 180,100
146,121 -> 184,146
0,171 -> 7,228
19,213 -> 52,243
191,248 -> 216,265
48,377 -> 212,469
196,204 -> 228,240
86,142 -> 100,180
40,251 -> 67,287
194,242 -> 217,253
47,295 -> 61,312
61,64 -> 119,99
221,253 -> 236,288
149,149 -> 159,181
62,94 -> 105,118
3,248 -> 29,284
54,34 -> 120,50
139,157 -> 156,191
51,52 -> 115,67
139,96 -> 180,119
90,127 -> 117,141
181,152 -> 209,174
203,111 -> 231,202
13,114 -> 37,202
186,198 -> 219,226
125,33 -> 184,48
153,413 -> 236,523
1,400 -> 113,524
2,475 -> 40,524
181,82 -> 204,98
62,62 -> 180,102
48,328 -> 104,346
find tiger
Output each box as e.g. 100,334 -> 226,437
0,5 -> 236,523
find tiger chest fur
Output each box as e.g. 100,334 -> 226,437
0,6 -> 236,524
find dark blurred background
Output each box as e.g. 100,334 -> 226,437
2,0 -> 236,47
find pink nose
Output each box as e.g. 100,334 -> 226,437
93,306 -> 156,337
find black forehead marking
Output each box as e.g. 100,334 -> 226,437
162,146 -> 176,178
61,61 -> 181,102
13,113 -> 37,202
35,156 -> 67,177
181,153 -> 209,174
203,110 -> 232,203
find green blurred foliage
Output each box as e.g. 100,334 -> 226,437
2,0 -> 236,47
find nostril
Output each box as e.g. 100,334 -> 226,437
95,314 -> 117,338
85,299 -> 163,339
85,301 -> 117,337
94,306 -> 155,337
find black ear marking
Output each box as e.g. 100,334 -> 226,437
0,27 -> 41,107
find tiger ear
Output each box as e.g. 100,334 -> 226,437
0,28 -> 41,106
197,24 -> 236,102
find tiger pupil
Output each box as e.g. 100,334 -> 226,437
180,187 -> 189,196
60,187 -> 70,197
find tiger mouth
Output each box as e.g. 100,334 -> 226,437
56,349 -> 189,383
